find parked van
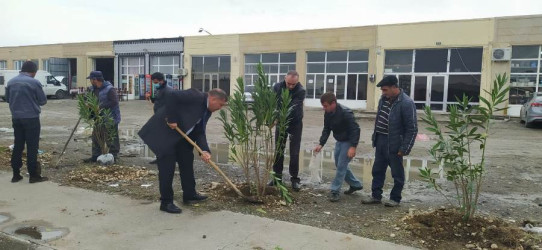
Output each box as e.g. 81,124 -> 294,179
0,70 -> 68,100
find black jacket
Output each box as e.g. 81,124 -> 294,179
150,84 -> 173,113
138,88 -> 211,158
319,104 -> 360,147
273,81 -> 306,125
372,91 -> 418,155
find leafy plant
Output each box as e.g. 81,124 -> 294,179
77,92 -> 117,155
219,63 -> 293,203
420,74 -> 509,221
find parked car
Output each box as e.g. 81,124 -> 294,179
244,85 -> 255,103
520,92 -> 542,128
0,70 -> 68,100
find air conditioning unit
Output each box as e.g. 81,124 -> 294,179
177,68 -> 189,76
492,48 -> 512,61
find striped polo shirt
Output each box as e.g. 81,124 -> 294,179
375,98 -> 393,135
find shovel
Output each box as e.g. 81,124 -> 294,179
172,126 -> 262,204
55,117 -> 82,167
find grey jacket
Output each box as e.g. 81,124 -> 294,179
372,91 -> 418,155
6,73 -> 47,119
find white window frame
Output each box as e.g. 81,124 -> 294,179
244,53 -> 296,88
150,55 -> 180,75
509,45 -> 542,105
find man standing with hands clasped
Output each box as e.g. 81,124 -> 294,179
361,75 -> 417,207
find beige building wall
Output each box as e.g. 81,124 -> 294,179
375,18 -> 495,110
183,35 -> 241,90
0,41 -> 113,87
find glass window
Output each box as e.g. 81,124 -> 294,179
306,75 -> 315,99
280,53 -> 296,63
262,53 -> 279,63
192,73 -> 204,91
348,63 -> 368,73
219,74 -> 230,95
398,75 -> 412,97
347,75 -> 357,100
511,60 -> 538,73
192,57 -> 203,73
315,75 -> 325,98
327,51 -> 348,62
307,63 -> 325,73
385,50 -> 413,73
202,57 -> 217,72
447,75 -> 481,102
245,54 -> 260,63
280,64 -> 296,74
349,50 -> 369,61
414,49 -> 448,73
449,48 -> 483,73
219,56 -> 230,73
307,52 -> 325,62
512,45 -> 540,59
0,60 -> 6,70
326,63 -> 347,73
357,74 -> 368,100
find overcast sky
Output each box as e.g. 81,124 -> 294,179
1,0 -> 541,47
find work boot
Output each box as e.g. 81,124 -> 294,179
329,192 -> 340,202
183,193 -> 208,205
29,176 -> 49,183
83,157 -> 97,163
268,178 -> 283,187
11,173 -> 23,183
344,185 -> 363,195
384,199 -> 400,207
160,203 -> 182,214
361,196 -> 382,205
291,179 -> 301,192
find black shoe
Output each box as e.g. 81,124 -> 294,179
183,194 -> 208,204
160,203 -> 182,214
83,157 -> 97,163
329,192 -> 340,202
11,174 -> 23,183
344,186 -> 363,195
268,179 -> 282,187
149,159 -> 157,164
291,180 -> 301,192
29,176 -> 49,183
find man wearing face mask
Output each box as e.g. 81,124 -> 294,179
6,61 -> 48,183
270,70 -> 306,191
146,72 -> 173,165
139,88 -> 228,214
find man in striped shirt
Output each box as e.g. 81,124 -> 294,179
362,75 -> 418,207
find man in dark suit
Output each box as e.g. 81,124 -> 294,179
139,88 -> 227,214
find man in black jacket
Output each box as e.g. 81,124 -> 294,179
362,75 -> 418,207
146,72 -> 173,164
314,93 -> 363,202
138,88 -> 227,214
271,70 -> 306,191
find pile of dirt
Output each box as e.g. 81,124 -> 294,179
204,182 -> 282,204
66,165 -> 156,185
0,146 -> 53,171
404,209 -> 542,249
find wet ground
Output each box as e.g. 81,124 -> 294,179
1,99 -> 541,249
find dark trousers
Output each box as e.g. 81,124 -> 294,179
371,134 -> 405,203
11,118 -> 41,177
91,124 -> 120,159
273,121 -> 302,182
157,137 -> 196,204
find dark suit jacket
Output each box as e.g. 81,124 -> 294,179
138,88 -> 211,158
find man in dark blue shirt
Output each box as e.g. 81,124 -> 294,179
6,61 -> 48,183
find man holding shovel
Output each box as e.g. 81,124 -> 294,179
138,88 -> 227,214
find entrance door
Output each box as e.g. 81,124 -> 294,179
325,75 -> 346,99
127,75 -> 136,100
204,73 -> 219,92
413,75 -> 447,111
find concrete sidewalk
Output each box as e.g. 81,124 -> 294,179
0,173 -> 415,250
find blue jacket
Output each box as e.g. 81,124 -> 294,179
90,81 -> 121,124
6,73 -> 47,119
372,91 -> 418,155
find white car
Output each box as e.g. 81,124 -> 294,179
0,70 -> 68,100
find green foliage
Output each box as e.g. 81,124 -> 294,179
77,92 -> 117,155
420,73 -> 509,221
219,63 -> 293,203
